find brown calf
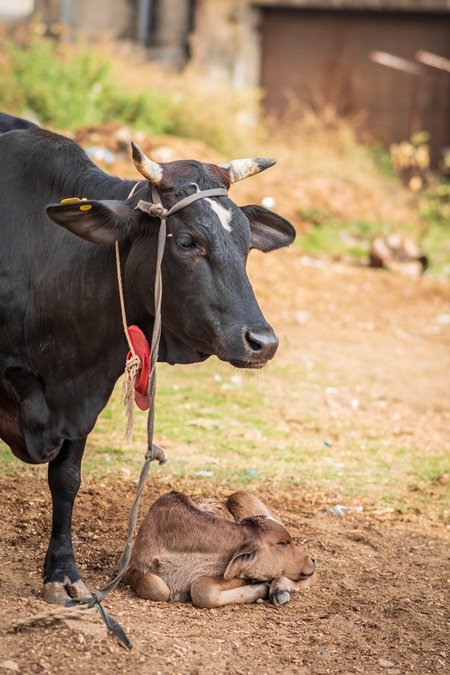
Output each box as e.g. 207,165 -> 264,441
123,491 -> 316,608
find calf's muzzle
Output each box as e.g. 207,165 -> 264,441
300,556 -> 316,579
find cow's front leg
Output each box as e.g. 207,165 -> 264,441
190,576 -> 269,609
43,438 -> 90,604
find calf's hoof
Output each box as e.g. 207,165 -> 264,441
269,589 -> 291,606
44,577 -> 90,605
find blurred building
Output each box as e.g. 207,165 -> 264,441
0,0 -> 35,20
31,0 -> 450,160
34,0 -> 195,68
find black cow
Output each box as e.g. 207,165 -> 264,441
0,113 -> 295,604
0,111 -> 39,132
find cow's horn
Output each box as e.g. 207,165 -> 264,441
131,142 -> 163,184
220,157 -> 276,183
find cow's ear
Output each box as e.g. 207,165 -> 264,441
46,199 -> 140,245
240,205 -> 296,252
224,541 -> 261,580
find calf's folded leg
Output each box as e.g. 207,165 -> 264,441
123,569 -> 170,602
269,575 -> 316,605
190,575 -> 268,609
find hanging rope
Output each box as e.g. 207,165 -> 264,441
115,241 -> 142,441
116,185 -> 228,441
65,184 -> 229,648
115,181 -> 145,441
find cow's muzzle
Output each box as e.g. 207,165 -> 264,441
231,326 -> 279,368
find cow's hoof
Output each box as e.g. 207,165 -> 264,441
44,577 -> 90,605
270,589 -> 291,606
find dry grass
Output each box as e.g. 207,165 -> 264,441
90,40 -> 393,185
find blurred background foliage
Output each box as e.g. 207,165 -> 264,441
0,23 -> 449,513
0,22 -> 261,153
0,23 -> 448,275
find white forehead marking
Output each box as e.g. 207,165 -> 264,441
204,198 -> 232,232
190,182 -> 232,232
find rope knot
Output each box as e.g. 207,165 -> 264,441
146,444 -> 168,465
90,590 -> 104,606
135,199 -> 168,219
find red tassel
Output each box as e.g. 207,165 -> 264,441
126,325 -> 151,411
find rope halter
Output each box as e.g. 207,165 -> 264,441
118,183 -> 229,442
135,185 -> 229,220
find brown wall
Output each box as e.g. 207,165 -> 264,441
260,8 -> 450,159
256,0 -> 450,9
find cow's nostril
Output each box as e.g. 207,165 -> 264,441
245,329 -> 279,356
245,332 -> 263,352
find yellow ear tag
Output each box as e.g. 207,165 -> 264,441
79,204 -> 92,211
61,197 -> 81,204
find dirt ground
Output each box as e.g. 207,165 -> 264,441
0,130 -> 449,674
0,473 -> 449,675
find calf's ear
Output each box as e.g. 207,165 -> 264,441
240,205 -> 296,253
46,199 -> 141,245
224,541 -> 261,580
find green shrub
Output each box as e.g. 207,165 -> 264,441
389,134 -> 450,274
295,208 -> 381,261
0,27 -> 261,153
0,32 -> 177,134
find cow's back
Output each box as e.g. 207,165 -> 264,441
0,112 -> 39,133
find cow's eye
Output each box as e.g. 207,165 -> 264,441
278,541 -> 290,547
177,235 -> 197,250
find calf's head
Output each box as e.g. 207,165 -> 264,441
46,144 -> 295,368
224,516 -> 316,587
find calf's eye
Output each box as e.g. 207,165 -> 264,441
278,541 -> 290,547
